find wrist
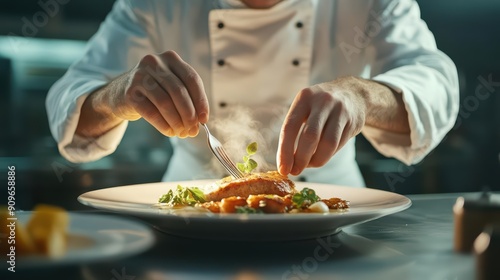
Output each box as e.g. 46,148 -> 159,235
346,77 -> 410,134
86,87 -> 119,123
90,72 -> 133,122
76,83 -> 124,138
332,76 -> 370,123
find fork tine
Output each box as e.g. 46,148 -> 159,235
223,154 -> 242,177
201,123 -> 244,179
215,149 -> 240,176
215,147 -> 236,167
215,147 -> 242,177
216,153 -> 240,178
217,146 -> 240,170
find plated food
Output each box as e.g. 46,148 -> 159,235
158,171 -> 349,214
157,142 -> 349,214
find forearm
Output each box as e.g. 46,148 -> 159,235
352,77 -> 410,134
75,75 -> 127,138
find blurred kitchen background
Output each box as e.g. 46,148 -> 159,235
1,0 -> 499,210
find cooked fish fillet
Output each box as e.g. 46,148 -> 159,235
205,171 -> 296,201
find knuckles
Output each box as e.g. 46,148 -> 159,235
127,67 -> 154,92
185,117 -> 198,126
301,125 -> 322,141
318,91 -> 335,105
161,50 -> 181,62
297,87 -> 315,100
166,79 -> 183,95
138,54 -> 158,67
183,71 -> 202,86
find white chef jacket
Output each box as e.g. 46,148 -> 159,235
46,0 -> 459,187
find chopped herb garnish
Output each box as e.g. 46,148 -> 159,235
292,188 -> 320,208
158,185 -> 206,206
235,206 -> 264,214
237,142 -> 258,174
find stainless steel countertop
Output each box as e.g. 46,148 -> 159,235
6,192 -> 484,280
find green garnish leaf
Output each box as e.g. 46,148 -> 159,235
187,187 -> 206,202
237,162 -> 246,172
158,185 -> 206,206
235,206 -> 264,214
247,159 -> 257,171
237,142 -> 259,174
292,188 -> 320,208
246,142 -> 258,155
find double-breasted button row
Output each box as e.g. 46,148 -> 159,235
215,18 -> 305,108
293,21 -> 303,66
218,21 -> 302,29
217,57 -> 297,68
216,21 -> 225,107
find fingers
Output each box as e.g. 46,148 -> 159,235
128,89 -> 174,137
277,89 -> 311,175
157,51 -> 205,136
290,106 -> 330,175
144,64 -> 194,136
162,51 -> 210,124
125,51 -> 209,138
278,87 -> 355,176
138,71 -> 188,137
307,110 -> 344,168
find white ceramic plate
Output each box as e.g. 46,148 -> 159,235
78,181 -> 411,241
17,212 -> 154,267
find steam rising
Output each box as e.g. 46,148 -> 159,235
206,104 -> 288,178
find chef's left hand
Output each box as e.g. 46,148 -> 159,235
277,76 -> 368,176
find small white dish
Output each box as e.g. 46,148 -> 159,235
17,212 -> 154,267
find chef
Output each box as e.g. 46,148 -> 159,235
46,0 -> 459,187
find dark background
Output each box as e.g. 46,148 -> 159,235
1,0 -> 499,210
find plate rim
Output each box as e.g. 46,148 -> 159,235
77,180 -> 412,221
77,181 -> 412,241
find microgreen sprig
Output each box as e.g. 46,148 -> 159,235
237,142 -> 258,174
158,185 -> 206,206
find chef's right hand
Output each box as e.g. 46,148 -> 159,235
101,50 -> 209,138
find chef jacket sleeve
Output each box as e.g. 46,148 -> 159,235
45,0 -> 155,163
362,0 -> 460,165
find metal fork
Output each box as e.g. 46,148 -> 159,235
201,123 -> 244,179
